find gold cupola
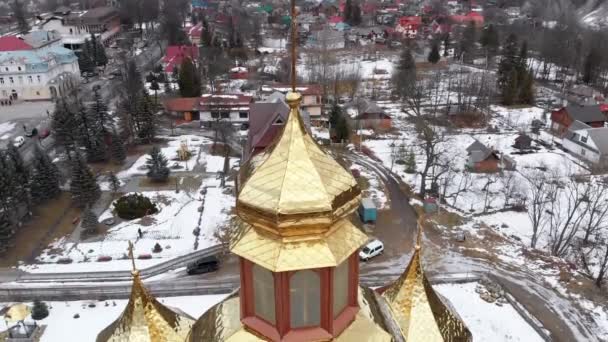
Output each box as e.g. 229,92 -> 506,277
380,223 -> 472,342
236,92 -> 361,237
232,93 -> 368,273
96,242 -> 195,342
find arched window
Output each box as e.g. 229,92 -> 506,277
290,270 -> 321,328
333,260 -> 349,318
252,264 -> 276,324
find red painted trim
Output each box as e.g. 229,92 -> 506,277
349,254 -> 359,306
320,268 -> 332,333
332,306 -> 359,336
283,327 -> 333,342
242,316 -> 281,341
276,272 -> 290,336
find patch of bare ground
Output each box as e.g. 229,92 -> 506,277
0,192 -> 80,267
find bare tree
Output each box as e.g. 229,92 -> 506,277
592,236 -> 608,287
499,171 -> 517,208
481,173 -> 498,213
582,180 -> 608,244
523,169 -> 554,248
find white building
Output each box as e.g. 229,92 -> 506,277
0,47 -> 80,101
562,121 -> 608,167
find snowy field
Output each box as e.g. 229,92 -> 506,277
23,177 -> 235,273
435,282 -> 544,342
0,122 -> 15,140
0,294 -> 228,342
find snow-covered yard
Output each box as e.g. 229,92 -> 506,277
22,178 -> 235,273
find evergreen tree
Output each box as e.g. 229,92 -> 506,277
329,103 -> 341,128
30,146 -> 61,204
497,34 -> 520,105
5,144 -> 30,208
51,99 -> 79,158
77,101 -> 107,162
405,149 -> 416,173
479,24 -> 499,57
458,21 -> 476,62
583,47 -> 601,84
78,45 -> 95,74
351,4 -> 362,26
0,153 -> 18,213
31,300 -> 49,320
335,115 -> 350,142
90,87 -> 112,134
134,91 -> 156,142
110,131 -> 127,164
343,0 -> 353,23
81,206 -> 98,236
502,69 -> 519,106
393,47 -> 417,99
70,154 -> 100,208
516,40 -> 528,83
201,18 -> 212,47
88,34 -> 108,67
519,70 -> 535,105
11,0 -> 30,34
107,172 -> 121,194
145,146 -> 170,182
164,76 -> 172,94
150,79 -> 160,105
443,33 -> 450,57
428,43 -> 440,64
178,57 -> 201,97
0,212 -> 13,253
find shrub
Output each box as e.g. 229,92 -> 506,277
152,242 -> 163,253
113,193 -> 158,220
32,300 -> 49,320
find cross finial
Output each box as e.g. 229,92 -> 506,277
290,0 -> 297,92
415,219 -> 423,250
127,240 -> 137,273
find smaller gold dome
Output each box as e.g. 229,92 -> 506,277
236,93 -> 360,237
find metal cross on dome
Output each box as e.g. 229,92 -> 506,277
290,0 -> 298,92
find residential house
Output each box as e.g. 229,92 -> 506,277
163,45 -> 199,74
562,121 -> 608,168
550,105 -> 606,136
513,133 -> 533,150
466,140 -> 501,172
199,94 -> 253,124
163,97 -> 199,121
449,12 -> 484,27
346,98 -> 392,131
563,85 -> 605,106
0,36 -> 33,52
0,47 -> 80,101
395,16 -> 421,39
229,66 -> 248,80
36,6 -> 120,51
262,84 -> 323,123
244,100 -> 290,160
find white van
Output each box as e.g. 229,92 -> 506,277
359,240 -> 384,261
13,136 -> 25,148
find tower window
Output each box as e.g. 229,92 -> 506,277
333,260 -> 349,318
290,270 -> 321,328
253,264 -> 276,324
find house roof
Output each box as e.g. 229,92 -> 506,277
565,105 -> 605,123
588,128 -> 608,154
568,120 -> 592,132
467,140 -> 497,162
0,36 -> 33,52
198,94 -> 253,110
163,98 -> 199,112
347,98 -> 385,117
264,84 -> 322,96
248,101 -> 291,151
163,45 -> 199,73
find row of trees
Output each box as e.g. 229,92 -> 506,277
78,34 -> 108,74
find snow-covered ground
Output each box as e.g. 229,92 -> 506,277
0,122 -> 15,140
0,294 -> 228,342
22,178 -> 235,273
117,135 -> 209,179
435,282 -> 544,342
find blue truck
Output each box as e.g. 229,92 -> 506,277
359,198 -> 377,223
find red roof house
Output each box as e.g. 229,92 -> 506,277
0,36 -> 33,52
450,12 -> 484,26
163,45 -> 199,73
396,16 -> 421,38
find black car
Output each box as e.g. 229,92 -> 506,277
186,256 -> 219,275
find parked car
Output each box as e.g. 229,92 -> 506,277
81,71 -> 98,78
186,256 -> 219,275
359,240 -> 384,261
13,136 -> 25,148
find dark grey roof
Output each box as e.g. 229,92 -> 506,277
568,120 -> 592,132
347,98 -> 385,116
467,140 -> 495,163
588,128 -> 608,154
565,105 -> 605,123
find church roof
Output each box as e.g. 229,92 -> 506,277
236,92 -> 360,237
381,231 -> 471,342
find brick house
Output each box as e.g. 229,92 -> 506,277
163,94 -> 252,124
550,105 -> 606,137
466,140 -> 501,173
346,99 -> 392,131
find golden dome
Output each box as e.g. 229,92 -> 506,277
236,92 -> 360,237
97,243 -> 195,342
381,228 -> 471,342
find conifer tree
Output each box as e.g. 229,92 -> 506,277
497,34 -> 520,105
0,153 -> 17,213
583,47 -> 601,85
31,300 -> 49,320
78,45 -> 95,74
70,154 -> 100,208
150,79 -> 160,106
178,58 -> 201,97
201,18 -> 212,47
458,21 -> 476,62
343,0 -> 353,23
81,206 -> 98,236
51,99 -> 79,158
5,144 -> 30,209
11,0 -> 30,34
352,4 -> 362,26
519,70 -> 535,105
90,87 -> 112,134
107,172 -> 121,194
0,212 -> 13,253
30,146 -> 61,204
393,47 -> 417,99
479,24 -> 499,58
405,149 -> 416,173
145,146 -> 170,182
443,33 -> 450,57
110,131 -> 127,164
428,43 -> 440,64
135,91 -> 156,142
89,34 -> 108,67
